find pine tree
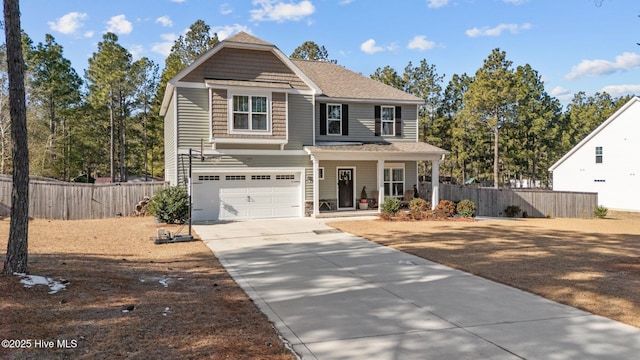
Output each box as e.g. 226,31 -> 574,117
460,48 -> 517,188
290,41 -> 336,63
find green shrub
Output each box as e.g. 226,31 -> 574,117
380,197 -> 402,217
147,186 -> 189,224
504,205 -> 521,218
433,199 -> 456,219
456,199 -> 476,218
594,205 -> 608,218
409,198 -> 428,219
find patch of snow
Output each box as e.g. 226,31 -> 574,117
14,273 -> 68,294
158,278 -> 171,287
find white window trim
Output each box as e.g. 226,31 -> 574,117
318,167 -> 325,180
228,92 -> 272,135
595,146 -> 603,164
327,103 -> 342,136
381,105 -> 395,136
384,163 -> 405,198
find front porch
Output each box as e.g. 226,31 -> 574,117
304,142 -> 449,218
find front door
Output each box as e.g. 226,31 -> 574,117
337,167 -> 354,209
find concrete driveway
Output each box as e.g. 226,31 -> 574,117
196,217 -> 640,360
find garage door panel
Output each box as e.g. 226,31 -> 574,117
193,172 -> 301,221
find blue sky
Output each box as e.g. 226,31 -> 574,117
18,0 -> 640,104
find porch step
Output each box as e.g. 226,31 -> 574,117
315,210 -> 379,219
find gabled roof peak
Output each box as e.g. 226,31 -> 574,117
223,32 -> 274,47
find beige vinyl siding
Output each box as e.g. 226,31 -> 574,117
177,87 -> 210,149
211,89 -> 287,140
164,95 -> 177,185
317,160 -> 417,200
285,93 -> 313,150
315,103 -> 418,143
181,47 -> 310,90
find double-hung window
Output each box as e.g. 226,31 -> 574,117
232,95 -> 269,132
381,106 -> 395,136
384,165 -> 404,197
327,104 -> 342,135
595,146 -> 603,164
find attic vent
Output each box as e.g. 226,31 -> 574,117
594,179 -> 606,183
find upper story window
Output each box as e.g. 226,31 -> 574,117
595,146 -> 603,164
381,106 -> 395,136
327,104 -> 342,135
231,94 -> 269,132
320,103 -> 348,136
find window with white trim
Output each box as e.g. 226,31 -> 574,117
327,104 -> 342,135
381,106 -> 395,136
595,146 -> 603,164
232,95 -> 269,132
384,165 -> 404,197
318,167 -> 325,180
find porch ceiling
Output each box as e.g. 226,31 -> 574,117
304,142 -> 449,161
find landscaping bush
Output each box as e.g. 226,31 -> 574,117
456,199 -> 476,218
504,205 -> 521,218
433,199 -> 456,219
409,198 -> 429,220
380,197 -> 402,217
594,205 -> 608,218
147,186 -> 189,224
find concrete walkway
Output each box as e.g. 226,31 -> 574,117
196,217 -> 640,360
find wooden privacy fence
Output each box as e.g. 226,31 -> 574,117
420,182 -> 598,218
0,179 -> 167,220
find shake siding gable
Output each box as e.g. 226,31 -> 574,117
181,47 -> 310,90
177,88 -> 210,149
210,89 -> 287,140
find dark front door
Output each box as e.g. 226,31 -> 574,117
337,168 -> 354,209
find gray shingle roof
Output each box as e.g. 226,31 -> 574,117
291,59 -> 423,103
305,142 -> 448,155
223,32 -> 275,47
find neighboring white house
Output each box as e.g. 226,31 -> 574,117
549,96 -> 640,211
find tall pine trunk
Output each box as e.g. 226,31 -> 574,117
493,126 -> 499,189
3,0 -> 29,274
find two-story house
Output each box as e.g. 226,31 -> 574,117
160,32 -> 448,222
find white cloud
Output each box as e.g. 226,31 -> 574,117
427,0 -> 449,8
220,3 -> 233,14
250,0 -> 315,22
106,15 -> 133,35
155,16 -> 173,27
503,0 -> 528,4
407,35 -> 436,51
340,0 -> 355,4
551,86 -> 570,97
565,52 -> 640,80
171,0 -> 186,3
83,31 -> 94,38
152,33 -> 178,57
360,39 -> 383,54
128,44 -> 144,60
48,12 -> 88,35
213,24 -> 252,40
465,23 -> 531,37
600,84 -> 640,97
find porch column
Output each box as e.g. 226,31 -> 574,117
312,156 -> 320,217
377,159 -> 385,213
431,158 -> 440,210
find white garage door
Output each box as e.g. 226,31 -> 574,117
192,172 -> 301,222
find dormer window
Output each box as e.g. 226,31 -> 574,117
231,94 -> 270,132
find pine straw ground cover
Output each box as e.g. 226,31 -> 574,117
328,210 -> 640,329
0,217 -> 295,360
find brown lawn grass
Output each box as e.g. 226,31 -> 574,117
328,210 -> 640,329
0,217 -> 296,360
